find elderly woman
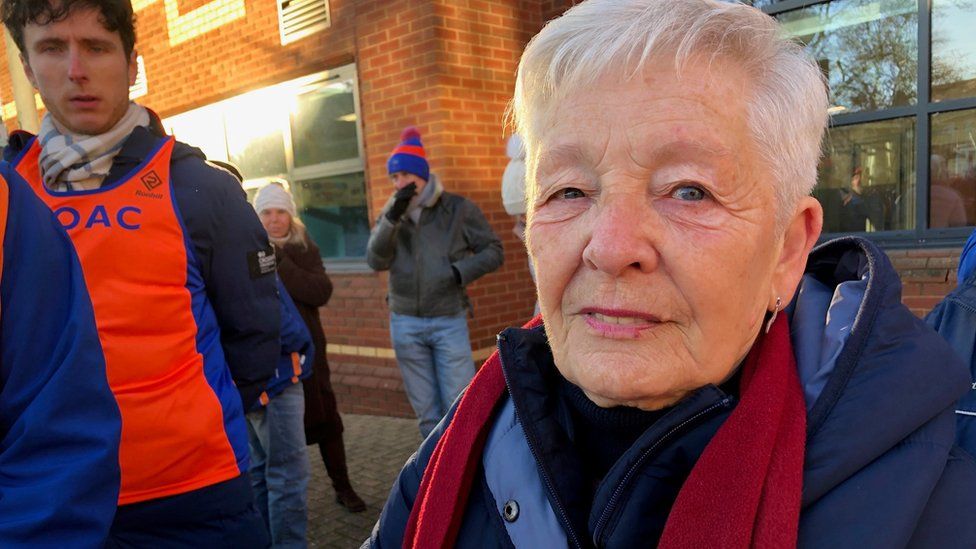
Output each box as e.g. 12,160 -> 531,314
367,0 -> 976,547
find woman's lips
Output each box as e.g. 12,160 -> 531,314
580,308 -> 660,339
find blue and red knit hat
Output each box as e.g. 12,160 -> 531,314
387,126 -> 429,182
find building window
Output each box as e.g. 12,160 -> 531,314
930,109 -> 976,228
760,0 -> 976,246
817,117 -> 916,233
931,0 -> 976,102
778,0 -> 918,114
163,64 -> 369,264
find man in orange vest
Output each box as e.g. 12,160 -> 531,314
1,1 -> 279,545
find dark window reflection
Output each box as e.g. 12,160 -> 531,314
291,80 -> 360,168
932,0 -> 976,102
292,172 -> 370,259
930,109 -> 976,228
815,117 -> 916,233
778,0 -> 917,114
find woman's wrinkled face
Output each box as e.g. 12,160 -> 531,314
260,208 -> 292,239
528,59 -> 789,410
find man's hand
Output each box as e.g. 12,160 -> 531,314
386,183 -> 418,222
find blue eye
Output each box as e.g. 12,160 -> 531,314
672,185 -> 706,201
560,188 -> 586,200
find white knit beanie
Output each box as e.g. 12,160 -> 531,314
502,134 -> 527,216
254,182 -> 297,217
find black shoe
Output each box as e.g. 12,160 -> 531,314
336,488 -> 366,513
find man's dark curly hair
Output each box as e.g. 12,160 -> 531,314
1,0 -> 136,59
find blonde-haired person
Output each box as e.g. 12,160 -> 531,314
366,0 -> 976,547
254,182 -> 366,513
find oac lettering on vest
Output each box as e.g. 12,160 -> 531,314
54,205 -> 142,230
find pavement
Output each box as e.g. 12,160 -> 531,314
306,413 -> 422,548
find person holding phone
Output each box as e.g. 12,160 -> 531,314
366,127 -> 503,438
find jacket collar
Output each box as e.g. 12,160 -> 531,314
796,236 -> 968,504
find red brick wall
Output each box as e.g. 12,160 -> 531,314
334,0 -> 544,416
889,248 -> 960,317
1,0 -> 358,128
541,0 -> 581,22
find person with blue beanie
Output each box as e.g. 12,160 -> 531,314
367,126 -> 504,437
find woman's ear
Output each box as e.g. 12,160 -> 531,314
772,196 -> 823,303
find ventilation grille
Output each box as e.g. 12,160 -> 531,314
278,0 -> 330,45
129,55 -> 148,99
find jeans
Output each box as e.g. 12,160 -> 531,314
246,382 -> 309,548
390,312 -> 476,437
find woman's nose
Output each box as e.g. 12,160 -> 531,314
581,194 -> 660,277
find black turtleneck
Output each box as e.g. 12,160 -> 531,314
557,377 -> 669,490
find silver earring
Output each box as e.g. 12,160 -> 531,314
765,296 -> 782,334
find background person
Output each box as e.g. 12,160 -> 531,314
368,0 -> 976,547
926,227 -> 976,458
210,163 -> 315,547
256,181 -> 367,513
1,1 -> 279,545
366,127 -> 504,437
837,166 -> 869,232
247,277 -> 315,548
501,133 -> 528,244
500,133 -> 538,315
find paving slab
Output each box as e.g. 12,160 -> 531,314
305,413 -> 421,548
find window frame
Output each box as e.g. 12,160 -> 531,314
761,0 -> 976,248
164,63 -> 372,270
283,64 -> 372,271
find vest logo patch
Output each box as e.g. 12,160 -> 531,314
54,205 -> 142,231
141,170 -> 163,190
136,189 -> 164,200
248,246 -> 277,279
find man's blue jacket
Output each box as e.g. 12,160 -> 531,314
252,278 -> 314,411
0,174 -> 121,547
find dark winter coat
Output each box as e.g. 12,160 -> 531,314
368,237 -> 976,548
366,176 -> 503,317
276,237 -> 344,443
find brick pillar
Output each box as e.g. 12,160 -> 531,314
320,0 -> 548,416
361,0 -> 542,341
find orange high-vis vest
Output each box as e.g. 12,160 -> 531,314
17,137 -> 246,505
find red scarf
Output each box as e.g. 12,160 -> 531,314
404,315 -> 805,549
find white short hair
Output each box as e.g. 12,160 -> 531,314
511,0 -> 829,226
